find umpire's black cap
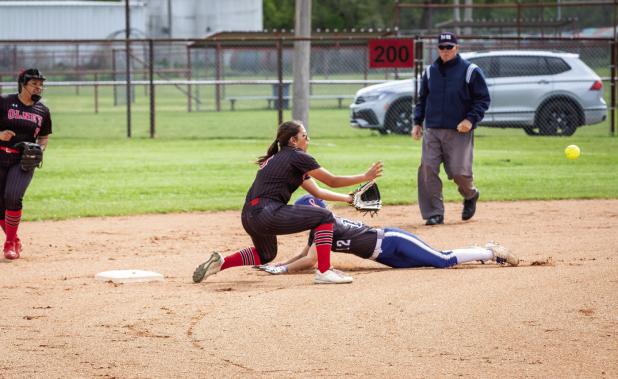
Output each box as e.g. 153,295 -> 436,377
437,32 -> 458,46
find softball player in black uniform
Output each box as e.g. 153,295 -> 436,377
257,195 -> 518,274
193,120 -> 382,284
0,69 -> 52,260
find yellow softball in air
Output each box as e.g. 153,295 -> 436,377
564,145 -> 581,160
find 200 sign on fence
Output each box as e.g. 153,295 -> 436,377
368,39 -> 414,68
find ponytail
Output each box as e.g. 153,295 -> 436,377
257,139 -> 279,165
256,120 -> 303,165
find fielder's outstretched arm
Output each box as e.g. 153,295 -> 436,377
307,161 -> 382,188
301,178 -> 352,204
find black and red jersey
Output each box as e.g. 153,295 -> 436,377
245,146 -> 320,204
0,94 -> 52,148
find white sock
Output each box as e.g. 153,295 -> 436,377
448,247 -> 493,264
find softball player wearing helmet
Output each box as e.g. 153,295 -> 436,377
257,195 -> 518,274
193,120 -> 383,284
0,69 -> 52,260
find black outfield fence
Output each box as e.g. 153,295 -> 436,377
0,32 -> 616,137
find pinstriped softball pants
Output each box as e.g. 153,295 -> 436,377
0,162 -> 34,212
241,199 -> 335,263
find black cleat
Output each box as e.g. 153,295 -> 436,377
425,215 -> 444,226
462,190 -> 480,221
192,252 -> 224,283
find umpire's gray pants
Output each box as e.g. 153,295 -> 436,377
417,128 -> 477,220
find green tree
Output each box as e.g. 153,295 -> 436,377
263,0 -> 295,29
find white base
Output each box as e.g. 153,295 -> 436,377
95,269 -> 164,284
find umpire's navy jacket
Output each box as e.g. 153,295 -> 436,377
413,54 -> 490,130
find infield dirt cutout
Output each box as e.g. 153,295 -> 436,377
1,200 -> 616,377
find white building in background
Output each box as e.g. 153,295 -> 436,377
0,0 -> 262,40
0,1 -> 147,40
148,0 -> 263,38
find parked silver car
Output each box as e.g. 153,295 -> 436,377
350,50 -> 607,136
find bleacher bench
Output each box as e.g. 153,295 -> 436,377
226,95 -> 354,110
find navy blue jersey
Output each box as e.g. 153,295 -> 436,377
245,146 -> 320,204
0,94 -> 52,147
309,217 -> 378,259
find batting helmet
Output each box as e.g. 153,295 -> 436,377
18,68 -> 46,92
294,195 -> 327,209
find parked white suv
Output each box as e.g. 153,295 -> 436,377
349,50 -> 607,136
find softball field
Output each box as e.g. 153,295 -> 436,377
1,199 -> 616,378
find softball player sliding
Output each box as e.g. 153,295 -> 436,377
258,195 -> 518,274
0,69 -> 52,260
193,120 -> 383,284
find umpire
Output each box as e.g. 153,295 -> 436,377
411,32 -> 490,225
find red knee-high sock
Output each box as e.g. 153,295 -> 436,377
221,247 -> 261,271
0,219 -> 5,234
315,223 -> 334,273
5,210 -> 21,242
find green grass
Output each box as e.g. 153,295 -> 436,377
8,85 -> 616,220
22,104 -> 616,221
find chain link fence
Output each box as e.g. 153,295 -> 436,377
0,34 -> 615,138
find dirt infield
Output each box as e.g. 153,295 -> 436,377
1,200 -> 617,378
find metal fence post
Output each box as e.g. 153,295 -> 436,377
215,43 -> 221,112
75,44 -> 80,95
149,39 -> 156,138
187,46 -> 192,112
94,72 -> 99,114
609,40 -> 616,136
414,36 -> 423,107
277,38 -> 284,126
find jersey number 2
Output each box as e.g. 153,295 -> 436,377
336,240 -> 351,249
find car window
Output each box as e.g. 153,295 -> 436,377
496,56 -> 551,78
468,57 -> 494,78
546,57 -> 571,74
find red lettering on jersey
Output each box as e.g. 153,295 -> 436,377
7,109 -> 42,127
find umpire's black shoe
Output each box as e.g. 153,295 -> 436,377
462,190 -> 480,221
425,215 -> 444,226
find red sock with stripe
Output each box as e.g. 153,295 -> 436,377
5,210 -> 21,242
314,223 -> 334,273
221,247 -> 261,270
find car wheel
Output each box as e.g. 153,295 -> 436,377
536,101 -> 579,136
385,99 -> 413,135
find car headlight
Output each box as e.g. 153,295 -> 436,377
361,92 -> 394,102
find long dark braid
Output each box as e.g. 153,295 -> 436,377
256,120 -> 303,165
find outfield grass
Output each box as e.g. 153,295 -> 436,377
21,101 -> 618,221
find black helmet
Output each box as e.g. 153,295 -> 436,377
18,68 -> 46,92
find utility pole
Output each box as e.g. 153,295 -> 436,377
293,0 -> 311,129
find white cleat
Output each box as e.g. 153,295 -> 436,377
193,252 -> 224,283
486,242 -> 519,267
314,269 -> 353,284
